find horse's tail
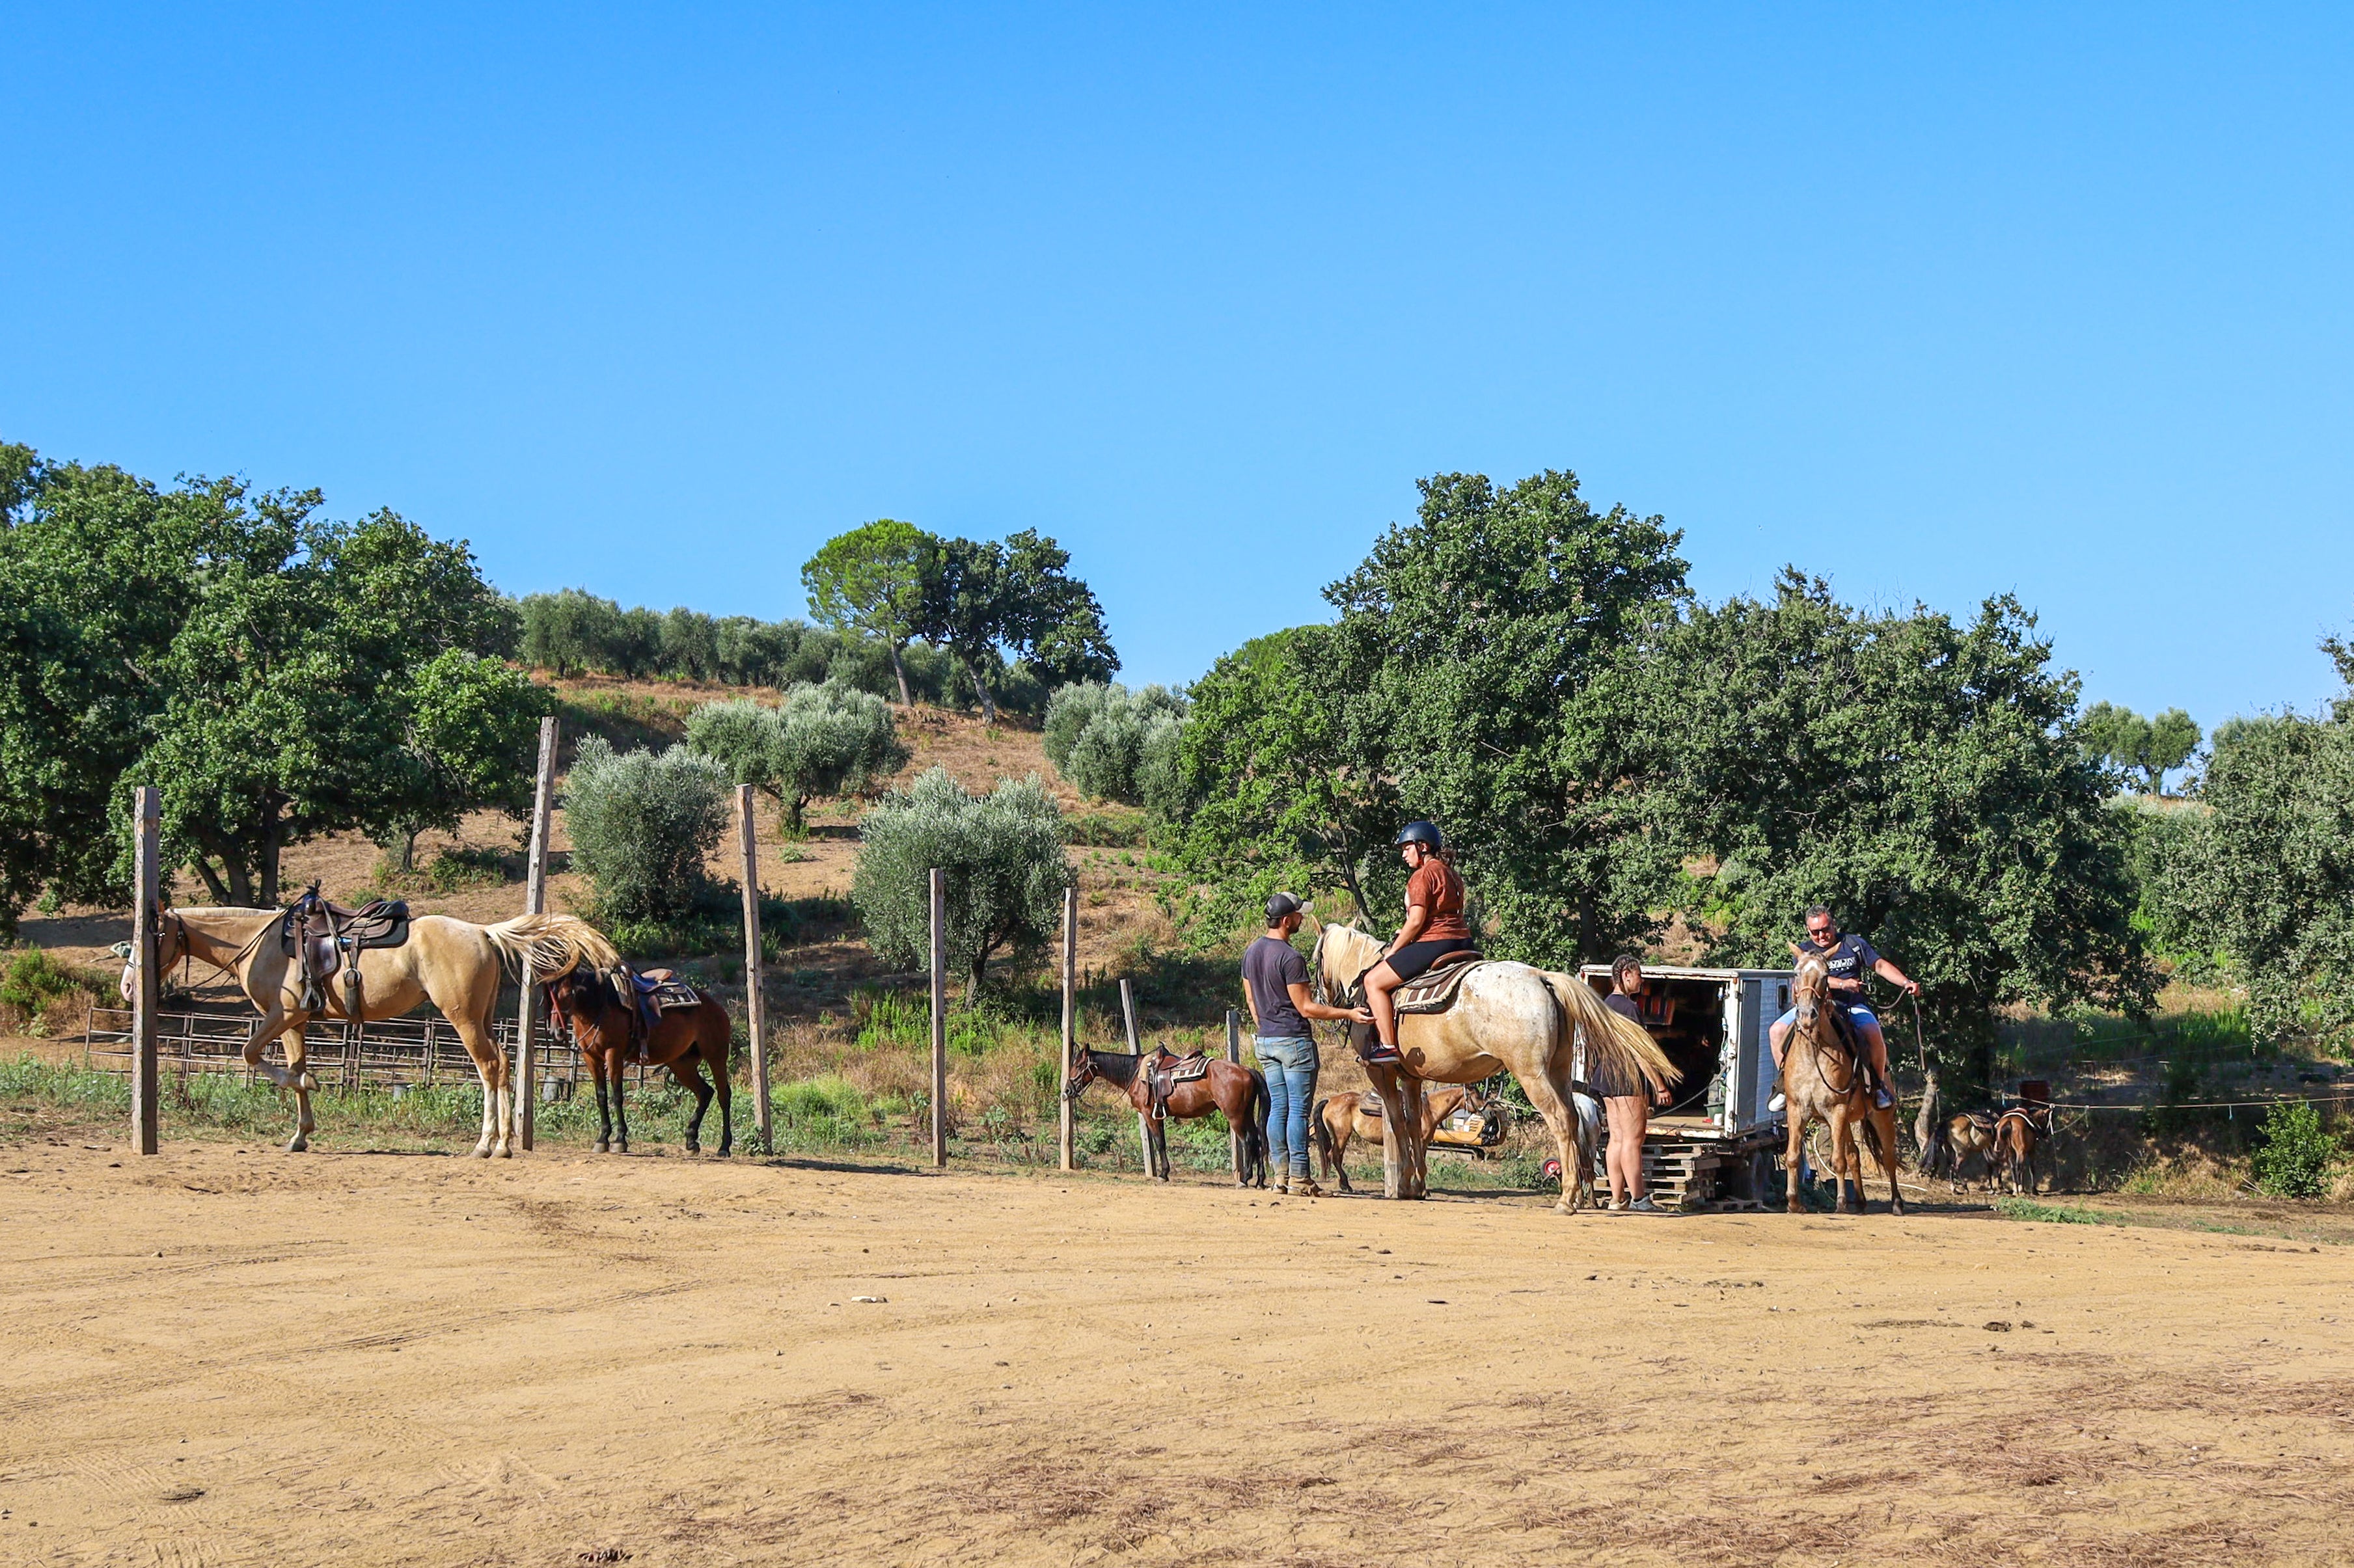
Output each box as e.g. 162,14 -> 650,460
1539,969 -> 1678,1092
480,913 -> 620,980
1310,1096 -> 1334,1175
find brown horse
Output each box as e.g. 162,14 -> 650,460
1782,953 -> 1904,1215
1309,1085 -> 1474,1195
1309,926 -> 1673,1211
133,903 -> 617,1156
1063,1047 -> 1269,1186
543,967 -> 735,1156
1993,1105 -> 2053,1196
1939,1111 -> 2001,1191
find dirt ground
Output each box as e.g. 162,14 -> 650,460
5,1146 -> 2352,1567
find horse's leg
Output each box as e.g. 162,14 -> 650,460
1879,1111 -> 1907,1214
709,1022 -> 733,1157
1367,1062 -> 1408,1200
449,1003 -> 509,1158
276,1020 -> 318,1154
591,1049 -> 612,1153
672,1052 -> 713,1154
1328,1113 -> 1354,1195
1515,1068 -> 1585,1215
611,1058 -> 629,1154
1402,1076 -> 1430,1199
1785,1105 -> 1807,1214
1829,1105 -> 1858,1214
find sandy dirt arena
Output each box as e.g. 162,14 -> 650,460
5,1146 -> 2353,1567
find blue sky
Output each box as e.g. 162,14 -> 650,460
7,4 -> 2350,730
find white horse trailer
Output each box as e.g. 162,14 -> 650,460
1576,963 -> 1798,1208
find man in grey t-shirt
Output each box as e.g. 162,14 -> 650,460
1244,893 -> 1371,1195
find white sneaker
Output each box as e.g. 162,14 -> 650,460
1769,1092 -> 1786,1113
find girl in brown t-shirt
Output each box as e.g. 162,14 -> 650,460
1360,821 -> 1480,1062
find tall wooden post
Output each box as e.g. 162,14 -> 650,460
513,716 -> 557,1150
130,787 -> 161,1157
1225,1008 -> 1244,1176
1058,885 -> 1078,1171
739,786 -> 772,1151
1120,979 -> 1151,1173
929,867 -> 948,1167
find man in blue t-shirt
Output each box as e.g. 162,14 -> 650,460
1768,905 -> 1919,1111
1243,893 -> 1372,1196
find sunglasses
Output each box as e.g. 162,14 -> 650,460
1807,926 -> 1837,939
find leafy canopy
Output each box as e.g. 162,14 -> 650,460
562,738 -> 733,921
2080,701 -> 2202,794
1042,681 -> 1187,814
802,519 -> 935,704
685,682 -> 909,833
852,766 -> 1071,997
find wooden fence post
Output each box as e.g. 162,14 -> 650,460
929,867 -> 948,1167
1059,885 -> 1077,1171
739,785 -> 772,1152
1225,1007 -> 1243,1176
130,786 -> 161,1157
513,715 -> 557,1150
1120,979 -> 1151,1172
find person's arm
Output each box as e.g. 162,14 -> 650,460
1243,978 -> 1263,1032
1389,895 -> 1431,954
1874,957 -> 1919,995
1289,980 -> 1371,1024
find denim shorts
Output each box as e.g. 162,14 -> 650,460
1776,1003 -> 1878,1032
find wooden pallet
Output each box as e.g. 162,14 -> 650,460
1593,1133 -> 1729,1209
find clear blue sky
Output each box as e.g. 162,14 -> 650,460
7,5 -> 2350,731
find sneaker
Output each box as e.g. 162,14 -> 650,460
1768,1092 -> 1786,1113
1875,1087 -> 1894,1109
1294,1176 -> 1324,1197
1609,1196 -> 1630,1213
1360,1041 -> 1403,1065
1627,1195 -> 1663,1213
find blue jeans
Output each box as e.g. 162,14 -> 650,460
1255,1035 -> 1320,1178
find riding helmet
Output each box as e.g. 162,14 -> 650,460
1394,820 -> 1444,850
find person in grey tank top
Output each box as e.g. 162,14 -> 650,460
1242,893 -> 1371,1195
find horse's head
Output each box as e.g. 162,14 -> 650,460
115,904 -> 186,1003
1061,1049 -> 1099,1100
1311,923 -> 1371,1008
1792,953 -> 1831,1035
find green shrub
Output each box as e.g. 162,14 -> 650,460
685,682 -> 908,834
853,768 -> 1071,997
0,948 -> 96,1034
1043,682 -> 1186,807
2250,1100 -> 2339,1199
564,737 -> 732,919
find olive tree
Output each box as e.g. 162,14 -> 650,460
1042,681 -> 1186,807
852,766 -> 1071,997
562,738 -> 732,920
683,681 -> 909,834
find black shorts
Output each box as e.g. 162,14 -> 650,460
1385,938 -> 1479,982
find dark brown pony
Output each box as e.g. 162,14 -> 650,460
544,967 -> 734,1156
1309,1085 -> 1474,1194
1063,1047 -> 1270,1186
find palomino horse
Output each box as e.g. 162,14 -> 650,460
135,904 -> 616,1157
1309,925 -> 1674,1212
1782,953 -> 1904,1214
1063,1047 -> 1270,1186
1309,1083 -> 1475,1195
543,967 -> 734,1156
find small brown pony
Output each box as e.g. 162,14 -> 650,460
544,967 -> 735,1156
1063,1047 -> 1269,1186
1993,1104 -> 2054,1195
1782,953 -> 1904,1215
1309,1085 -> 1474,1195
1940,1111 -> 2003,1191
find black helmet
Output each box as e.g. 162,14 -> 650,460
1394,820 -> 1443,850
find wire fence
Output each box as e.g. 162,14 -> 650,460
80,1003 -> 595,1098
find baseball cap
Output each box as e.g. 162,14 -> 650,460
1265,892 -> 1304,921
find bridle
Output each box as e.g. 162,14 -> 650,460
1793,958 -> 1861,1099
1060,1049 -> 1099,1101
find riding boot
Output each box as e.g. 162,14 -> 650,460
1293,1172 -> 1324,1198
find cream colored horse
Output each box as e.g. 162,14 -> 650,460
130,904 -> 617,1157
1782,953 -> 1904,1215
1310,925 -> 1676,1212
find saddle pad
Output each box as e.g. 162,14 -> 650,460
1393,952 -> 1487,1016
646,980 -> 701,1012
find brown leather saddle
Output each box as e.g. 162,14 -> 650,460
602,966 -> 702,1059
1388,949 -> 1486,1016
1145,1047 -> 1212,1121
280,884 -> 410,1014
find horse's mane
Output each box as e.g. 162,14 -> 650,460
1082,1048 -> 1142,1088
1311,923 -> 1384,1001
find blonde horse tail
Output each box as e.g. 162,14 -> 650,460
481,913 -> 621,981
1541,970 -> 1680,1093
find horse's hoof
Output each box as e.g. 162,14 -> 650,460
594,1141 -> 609,1153
284,1135 -> 308,1154
296,1072 -> 318,1093
471,1144 -> 493,1159
685,1142 -> 700,1154
495,1146 -> 513,1159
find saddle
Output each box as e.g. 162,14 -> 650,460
279,883 -> 410,1014
1361,949 -> 1486,1017
601,966 -> 701,1060
1145,1048 -> 1212,1122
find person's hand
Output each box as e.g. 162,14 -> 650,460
1902,978 -> 1921,997
1653,1088 -> 1671,1107
1350,1006 -> 1373,1025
